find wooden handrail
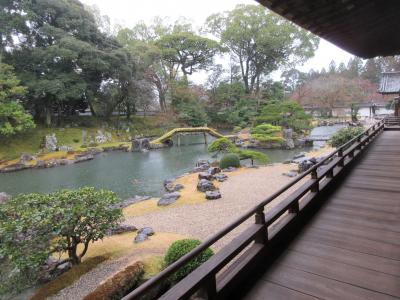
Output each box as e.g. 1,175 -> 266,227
123,120 -> 385,300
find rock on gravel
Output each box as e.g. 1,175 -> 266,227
134,233 -> 149,243
206,190 -> 222,200
208,167 -> 221,175
158,192 -> 180,206
138,227 -> 155,236
198,172 -> 213,180
214,173 -> 228,182
197,179 -> 216,192
107,224 -> 137,235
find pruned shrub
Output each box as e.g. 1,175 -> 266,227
83,261 -> 144,300
164,239 -> 213,282
219,153 -> 240,169
88,142 -> 98,147
208,138 -> 236,153
237,150 -> 268,165
73,138 -> 80,143
329,127 -> 364,148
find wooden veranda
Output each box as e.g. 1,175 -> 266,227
123,118 -> 400,299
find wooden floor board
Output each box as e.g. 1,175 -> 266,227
243,130 -> 400,299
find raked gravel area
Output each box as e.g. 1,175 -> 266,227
50,162 -> 315,300
126,164 -> 301,250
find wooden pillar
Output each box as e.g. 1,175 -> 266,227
203,132 -> 208,145
395,97 -> 400,117
177,134 -> 181,147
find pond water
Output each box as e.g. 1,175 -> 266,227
0,126 -> 343,199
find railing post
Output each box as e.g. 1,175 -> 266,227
310,169 -> 319,193
289,201 -> 300,214
338,148 -> 344,167
198,274 -> 217,300
255,207 -> 268,244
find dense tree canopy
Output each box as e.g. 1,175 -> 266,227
0,63 -> 35,136
1,0 -> 137,123
206,5 -> 319,94
0,187 -> 122,292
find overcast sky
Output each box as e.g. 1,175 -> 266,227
81,0 -> 354,81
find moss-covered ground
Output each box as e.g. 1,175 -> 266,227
0,115 -> 178,161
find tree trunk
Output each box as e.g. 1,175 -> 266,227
45,107 -> 52,127
126,102 -> 131,120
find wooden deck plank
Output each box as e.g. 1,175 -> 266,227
241,130 -> 400,300
274,251 -> 400,297
262,265 -> 399,300
289,239 -> 400,276
243,280 -> 319,300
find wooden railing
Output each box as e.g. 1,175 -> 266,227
123,120 -> 385,300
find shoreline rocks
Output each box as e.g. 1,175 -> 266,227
158,192 -> 180,206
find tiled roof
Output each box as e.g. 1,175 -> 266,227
378,72 -> 400,94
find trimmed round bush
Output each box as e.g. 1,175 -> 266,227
219,153 -> 240,169
164,239 -> 213,282
329,127 -> 364,148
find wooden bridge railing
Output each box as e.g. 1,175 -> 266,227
123,120 -> 385,300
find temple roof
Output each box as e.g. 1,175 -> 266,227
257,0 -> 400,58
378,72 -> 400,95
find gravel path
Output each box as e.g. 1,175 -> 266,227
125,164 -> 299,249
50,163 -> 304,299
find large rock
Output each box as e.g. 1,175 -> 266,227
35,160 -> 46,168
283,128 -> 293,139
0,192 -> 11,204
138,227 -> 154,236
132,138 -> 150,152
45,134 -> 57,151
158,192 -> 180,206
214,173 -> 228,182
298,159 -> 315,173
20,153 -> 34,163
198,172 -> 213,180
197,179 -> 216,192
107,224 -> 137,235
58,145 -> 73,152
208,167 -> 221,175
194,159 -> 210,172
164,182 -> 175,192
134,233 -> 149,243
173,183 -> 184,191
206,190 -> 221,200
95,130 -> 109,144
